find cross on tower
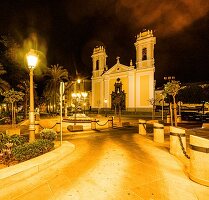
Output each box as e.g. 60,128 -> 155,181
116,56 -> 120,63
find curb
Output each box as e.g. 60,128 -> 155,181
0,141 -> 75,188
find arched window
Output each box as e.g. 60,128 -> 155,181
96,60 -> 99,70
142,48 -> 147,60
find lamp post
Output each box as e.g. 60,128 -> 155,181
83,102 -> 86,114
160,93 -> 165,122
104,99 -> 107,117
81,92 -> 88,114
26,49 -> 38,142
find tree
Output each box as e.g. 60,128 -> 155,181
0,35 -> 20,64
44,64 -> 68,113
164,80 -> 180,126
0,64 -> 10,93
2,89 -> 24,126
177,84 -> 204,104
148,98 -> 159,120
17,80 -> 30,119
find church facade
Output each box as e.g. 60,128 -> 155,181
91,30 -> 156,112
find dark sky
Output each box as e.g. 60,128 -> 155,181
0,0 -> 209,86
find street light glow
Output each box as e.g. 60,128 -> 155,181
72,93 -> 77,98
81,92 -> 88,98
77,93 -> 81,98
27,50 -> 38,69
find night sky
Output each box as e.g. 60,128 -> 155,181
0,0 -> 209,87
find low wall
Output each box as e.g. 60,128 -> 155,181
0,141 -> 75,189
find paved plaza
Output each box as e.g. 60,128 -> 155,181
0,116 -> 209,199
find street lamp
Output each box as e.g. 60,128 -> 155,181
26,49 -> 38,142
160,93 -> 165,121
104,99 -> 107,117
164,76 -> 175,82
77,79 -> 81,84
81,92 -> 88,114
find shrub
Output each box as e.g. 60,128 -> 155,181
0,133 -> 26,151
0,142 -> 14,166
12,139 -> 54,162
39,128 -> 57,141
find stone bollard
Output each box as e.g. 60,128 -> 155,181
153,123 -> 164,143
56,122 -> 61,133
108,116 -> 113,128
138,119 -> 146,135
189,135 -> 209,187
35,121 -> 39,134
91,119 -> 97,130
166,115 -> 171,123
170,126 -> 186,157
202,123 -> 209,129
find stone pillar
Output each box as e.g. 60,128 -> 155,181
170,126 -> 186,157
153,123 -> 164,143
108,116 -> 113,128
35,121 -> 39,134
189,135 -> 209,187
138,119 -> 146,135
91,119 -> 97,130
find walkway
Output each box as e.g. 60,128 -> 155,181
2,126 -> 209,200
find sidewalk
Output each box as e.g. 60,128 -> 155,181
2,127 -> 209,200
1,116 -> 209,199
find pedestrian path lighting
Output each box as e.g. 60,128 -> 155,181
26,49 -> 38,142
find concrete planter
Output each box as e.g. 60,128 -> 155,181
138,119 -> 146,135
0,141 -> 75,192
6,127 -> 20,135
189,135 -> 209,186
169,126 -> 186,157
153,123 -> 164,143
67,125 -> 83,132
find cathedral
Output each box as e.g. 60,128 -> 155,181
91,30 -> 156,112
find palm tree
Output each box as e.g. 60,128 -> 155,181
17,80 -> 30,119
44,64 -> 68,113
0,64 -> 10,93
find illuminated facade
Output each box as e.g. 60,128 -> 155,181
91,30 -> 156,112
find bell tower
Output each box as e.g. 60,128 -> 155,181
135,30 -> 156,69
91,46 -> 107,77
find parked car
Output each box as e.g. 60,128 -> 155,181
194,112 -> 209,122
181,111 -> 198,121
